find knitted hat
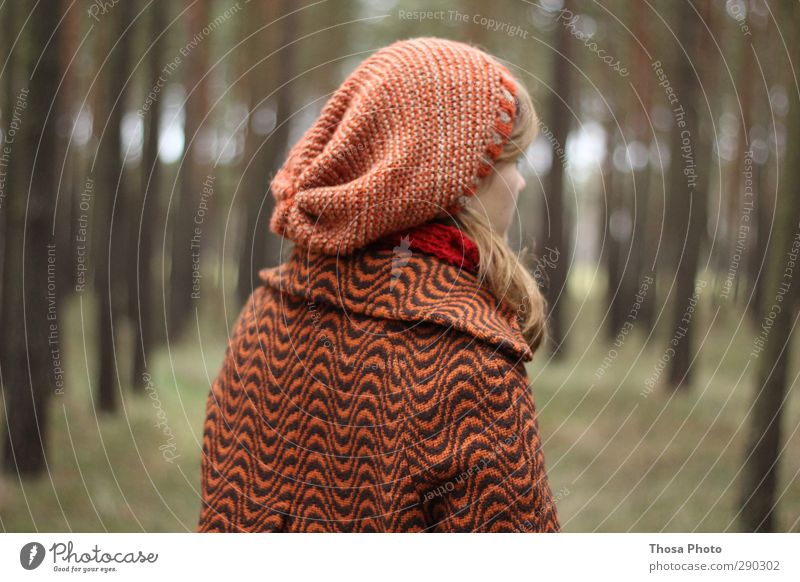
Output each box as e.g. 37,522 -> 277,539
269,36 -> 518,256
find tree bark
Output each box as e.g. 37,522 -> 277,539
169,0 -> 211,340
93,0 -> 134,412
132,1 -> 167,390
739,0 -> 800,533
1,0 -> 62,474
236,0 -> 295,304
542,0 -> 572,358
666,0 -> 712,390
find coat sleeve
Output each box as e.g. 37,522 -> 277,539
417,354 -> 561,533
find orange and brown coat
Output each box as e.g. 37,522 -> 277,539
197,242 -> 561,532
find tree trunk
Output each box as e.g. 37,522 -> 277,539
604,161 -> 626,340
0,0 -> 16,324
666,0 -> 712,391
169,0 -> 211,341
629,0 -> 657,332
716,22 -> 753,306
236,0 -> 294,304
93,0 -> 134,412
542,0 -> 572,358
739,0 -> 800,533
55,0 -> 81,309
132,1 -> 167,389
1,0 -> 62,474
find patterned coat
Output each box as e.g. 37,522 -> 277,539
197,242 -> 561,532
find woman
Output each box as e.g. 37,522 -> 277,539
197,37 -> 560,532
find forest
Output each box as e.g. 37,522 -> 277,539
0,0 -> 798,532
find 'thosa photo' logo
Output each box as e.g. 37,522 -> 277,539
20,542 -> 46,570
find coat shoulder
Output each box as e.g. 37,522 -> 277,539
258,245 -> 535,362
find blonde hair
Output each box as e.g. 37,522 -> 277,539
452,77 -> 548,355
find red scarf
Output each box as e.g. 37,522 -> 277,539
373,222 -> 480,274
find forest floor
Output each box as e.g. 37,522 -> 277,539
1,274 -> 799,532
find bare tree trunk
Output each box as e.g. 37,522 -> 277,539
236,0 -> 293,303
739,0 -> 800,533
750,160 -> 771,324
1,0 -> 62,474
629,0 -> 657,332
716,22 -> 753,306
169,0 -> 211,340
0,0 -> 15,321
93,0 -> 134,412
604,164 -> 626,340
56,0 -> 80,307
542,0 -> 572,358
747,16 -> 772,325
132,1 -> 167,390
666,0 -> 712,391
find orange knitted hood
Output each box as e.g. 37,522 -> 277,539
269,36 -> 518,255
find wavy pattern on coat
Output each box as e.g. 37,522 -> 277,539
197,245 -> 560,532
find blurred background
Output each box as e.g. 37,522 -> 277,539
0,0 -> 798,532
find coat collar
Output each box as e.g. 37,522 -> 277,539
258,244 -> 534,363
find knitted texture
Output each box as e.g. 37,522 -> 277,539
269,37 -> 518,255
197,245 -> 560,532
372,221 -> 481,274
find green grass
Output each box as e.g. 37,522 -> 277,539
532,269 -> 800,532
1,276 -> 798,532
0,292 -> 222,532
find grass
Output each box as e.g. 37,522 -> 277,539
0,292 -> 221,532
532,268 -> 800,532
1,275 -> 798,532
